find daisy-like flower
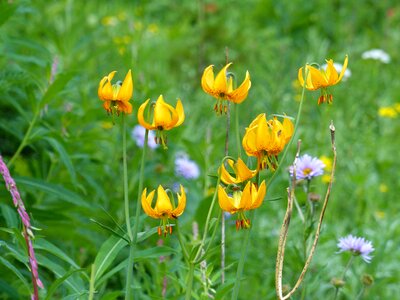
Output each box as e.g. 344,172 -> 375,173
361,49 -> 391,64
137,95 -> 185,149
175,154 -> 200,180
201,63 -> 251,114
298,55 -> 348,104
242,113 -> 294,170
141,185 -> 186,236
219,157 -> 257,185
289,154 -> 325,180
131,125 -> 158,149
218,180 -> 266,230
98,70 -> 133,115
337,234 -> 375,263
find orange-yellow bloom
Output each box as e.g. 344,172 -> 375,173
138,95 -> 185,148
201,63 -> 251,113
218,181 -> 266,229
141,185 -> 186,235
242,114 -> 294,170
98,70 -> 133,114
298,55 -> 348,104
220,158 -> 257,185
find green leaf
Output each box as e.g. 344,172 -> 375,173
45,268 -> 85,300
134,246 -> 177,262
35,239 -> 80,269
43,137 -> 77,186
40,72 -> 76,108
0,256 -> 31,292
0,279 -> 19,299
93,235 -> 128,282
0,204 -> 18,228
0,2 -> 17,27
14,176 -> 91,208
101,291 -> 124,300
214,279 -> 235,300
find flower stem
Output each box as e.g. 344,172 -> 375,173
185,263 -> 195,300
88,264 -> 96,300
333,255 -> 355,300
122,114 -> 133,241
234,103 -> 241,157
7,107 -> 39,168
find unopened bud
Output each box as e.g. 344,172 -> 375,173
362,274 -> 374,286
331,277 -> 345,288
309,193 -> 321,202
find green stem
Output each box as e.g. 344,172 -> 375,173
185,263 -> 195,300
333,255 -> 355,300
88,264 -> 96,300
7,108 -> 39,168
235,103 -> 241,157
125,244 -> 135,300
231,209 -> 254,300
122,114 -> 133,241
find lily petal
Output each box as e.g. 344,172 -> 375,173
138,99 -> 156,130
249,180 -> 266,209
155,185 -> 173,215
218,185 -> 237,213
174,99 -> 185,127
336,55 -> 348,83
229,70 -> 251,103
172,185 -> 186,217
118,69 -> 133,102
201,65 -> 215,95
141,188 -> 159,218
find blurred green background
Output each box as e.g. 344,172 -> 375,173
0,0 -> 399,299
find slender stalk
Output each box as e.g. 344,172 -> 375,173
7,108 -> 39,168
333,255 -> 355,300
234,103 -> 241,157
122,114 -> 133,241
88,265 -> 96,300
185,263 -> 195,300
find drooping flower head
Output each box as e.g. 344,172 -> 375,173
201,63 -> 251,114
98,69 -> 133,115
141,185 -> 186,236
218,181 -> 266,230
289,154 -> 325,180
242,113 -> 294,170
137,95 -> 185,149
131,125 -> 158,149
175,154 -> 200,180
219,157 -> 257,185
337,234 -> 374,263
298,55 -> 348,104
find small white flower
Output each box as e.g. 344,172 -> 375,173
361,49 -> 391,64
131,125 -> 158,149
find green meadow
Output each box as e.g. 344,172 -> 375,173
0,1 -> 399,299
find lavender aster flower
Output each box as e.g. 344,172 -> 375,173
175,154 -> 200,180
289,154 -> 325,180
337,234 -> 374,263
0,156 -> 43,298
131,125 -> 158,149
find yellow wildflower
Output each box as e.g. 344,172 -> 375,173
201,63 -> 251,113
98,70 -> 133,115
242,114 -> 294,170
218,181 -> 266,230
219,158 -> 257,185
141,185 -> 186,236
378,107 -> 398,118
298,55 -> 348,104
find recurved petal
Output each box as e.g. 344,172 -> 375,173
236,158 -> 256,181
214,63 -> 232,95
217,185 -> 237,213
155,185 -> 173,214
229,70 -> 251,103
282,117 -> 294,144
141,188 -> 159,218
307,65 -> 328,90
154,95 -> 178,130
138,99 -> 156,130
220,159 -> 237,185
201,65 -> 215,95
98,76 -> 108,100
336,55 -> 349,83
298,67 -> 305,88
174,99 -> 185,127
249,180 -> 266,209
118,69 -> 133,102
172,185 -> 186,217
240,181 -> 253,210
325,60 -> 339,85
98,72 -> 115,101
118,101 -> 133,114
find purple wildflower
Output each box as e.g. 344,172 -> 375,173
175,154 -> 200,180
289,154 -> 325,180
337,234 -> 375,263
0,156 -> 44,298
131,125 -> 158,149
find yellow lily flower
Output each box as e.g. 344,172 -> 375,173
137,95 -> 185,148
218,180 -> 266,229
201,63 -> 251,114
141,185 -> 186,236
298,55 -> 348,104
220,158 -> 257,185
98,69 -> 133,115
242,114 -> 294,170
